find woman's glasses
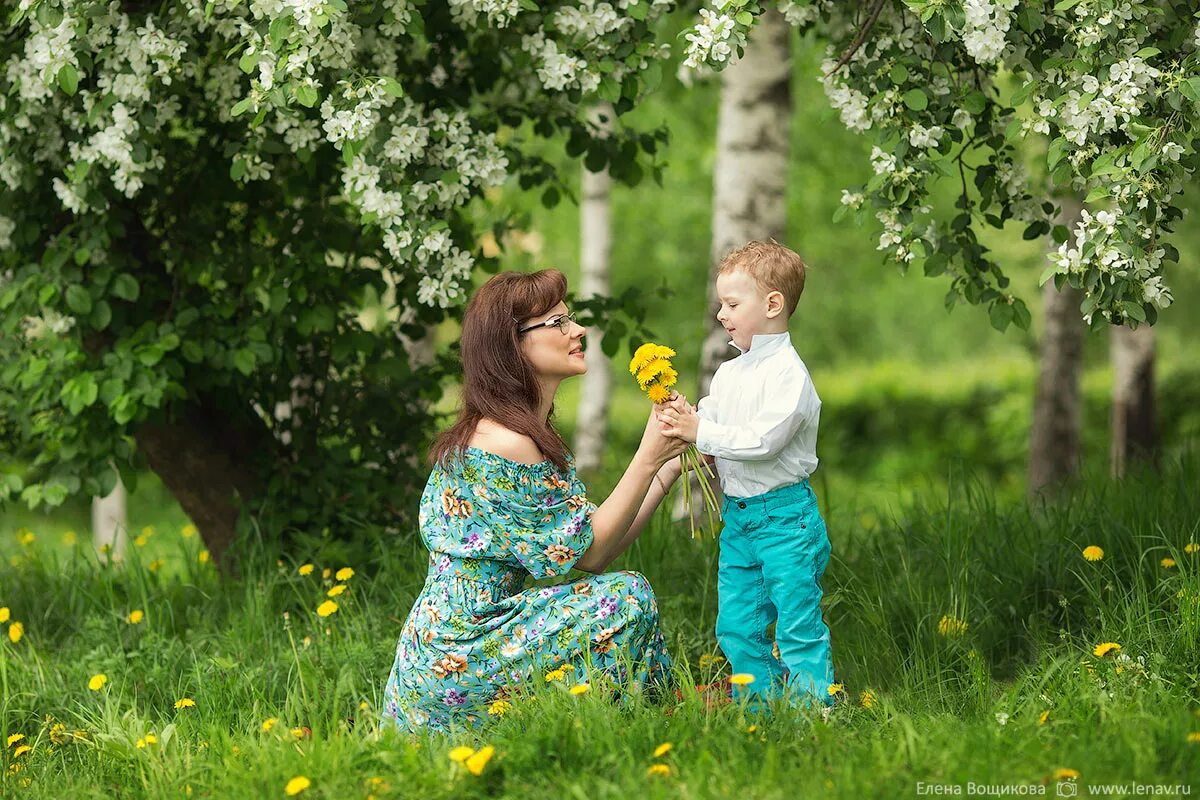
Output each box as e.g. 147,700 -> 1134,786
517,311 -> 577,335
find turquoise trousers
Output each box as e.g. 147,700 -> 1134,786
717,479 -> 834,706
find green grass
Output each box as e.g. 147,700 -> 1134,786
1,453 -> 1198,798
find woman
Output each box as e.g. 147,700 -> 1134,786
381,269 -> 689,732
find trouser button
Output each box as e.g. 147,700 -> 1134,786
737,501 -> 746,509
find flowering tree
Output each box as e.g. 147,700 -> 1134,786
684,0 -> 1197,331
0,0 -> 674,562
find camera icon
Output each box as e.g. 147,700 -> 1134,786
1056,779 -> 1079,798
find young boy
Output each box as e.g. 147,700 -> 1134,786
658,239 -> 833,707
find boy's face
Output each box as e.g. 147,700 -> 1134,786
715,269 -> 785,352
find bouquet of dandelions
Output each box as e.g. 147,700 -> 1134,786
629,343 -> 721,538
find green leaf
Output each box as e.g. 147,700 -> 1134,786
889,64 -> 908,85
963,91 -> 987,115
1047,138 -> 1068,170
1120,301 -> 1146,323
735,10 -> 753,25
234,349 -> 256,376
1039,264 -> 1059,287
988,302 -> 1014,332
903,89 -> 928,110
57,64 -> 79,96
90,300 -> 112,330
230,157 -> 247,181
66,285 -> 92,314
294,84 -> 319,107
111,274 -> 139,302
231,97 -> 253,117
380,77 -> 404,98
628,1 -> 648,20
1053,0 -> 1082,10
238,49 -> 260,74
1084,185 -> 1108,203
1179,78 -> 1200,103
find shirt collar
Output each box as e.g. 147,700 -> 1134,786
729,331 -> 792,360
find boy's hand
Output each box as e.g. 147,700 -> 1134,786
657,402 -> 700,444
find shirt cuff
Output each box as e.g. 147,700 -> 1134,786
695,418 -> 720,456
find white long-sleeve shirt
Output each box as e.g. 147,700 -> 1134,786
694,331 -> 821,498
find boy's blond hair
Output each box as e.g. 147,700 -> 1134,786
717,240 -> 807,316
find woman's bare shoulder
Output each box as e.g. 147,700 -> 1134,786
468,419 -> 545,465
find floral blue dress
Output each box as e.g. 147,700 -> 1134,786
381,447 -> 673,732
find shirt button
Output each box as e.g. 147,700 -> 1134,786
737,501 -> 747,509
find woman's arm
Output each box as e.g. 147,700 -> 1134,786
574,409 -> 687,573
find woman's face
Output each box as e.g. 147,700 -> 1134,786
518,301 -> 588,381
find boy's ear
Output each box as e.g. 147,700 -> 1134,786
765,290 -> 785,318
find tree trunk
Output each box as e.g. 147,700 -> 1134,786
135,399 -> 267,571
574,104 -> 615,474
91,477 -> 128,561
678,8 -> 792,521
1110,323 -> 1157,478
1028,199 -> 1086,498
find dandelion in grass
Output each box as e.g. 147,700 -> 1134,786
938,615 -> 967,637
322,568 -> 331,579
181,524 -> 197,538
261,718 -> 278,732
1187,732 -> 1200,743
48,724 -> 67,745
1161,557 -> 1176,568
88,674 -> 107,691
127,610 -> 144,625
827,683 -> 844,697
336,567 -> 354,581
198,550 -> 210,564
298,563 -> 314,576
569,683 -> 590,695
1039,710 -> 1050,725
12,744 -> 31,758
327,584 -> 347,597
135,733 -> 157,748
7,734 -> 24,747
1054,768 -> 1080,780
0,607 -> 8,623
653,742 -> 673,757
1082,545 -> 1104,561
745,724 -> 758,733
317,600 -> 338,617
62,530 -> 77,546
18,529 -> 34,546
174,697 -> 196,709
729,673 -> 755,686
859,689 -> 876,708
544,668 -> 565,682
1093,642 -> 1121,658
290,727 -> 309,740
284,776 -> 311,796
629,342 -> 720,537
1185,542 -> 1198,555
646,764 -> 672,777
148,559 -> 164,573
465,745 -> 495,776
487,700 -> 512,717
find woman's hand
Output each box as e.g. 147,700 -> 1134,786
637,405 -> 689,470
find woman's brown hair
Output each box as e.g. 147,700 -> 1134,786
430,269 -> 571,471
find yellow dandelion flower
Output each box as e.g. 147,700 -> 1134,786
7,621 -> 22,643
134,534 -> 149,547
448,745 -> 474,763
1186,542 -> 1199,555
88,674 -> 108,691
359,701 -> 370,710
1053,768 -> 1079,780
6,733 -> 24,747
261,718 -> 278,732
335,567 -> 354,581
198,550 -> 210,564
181,524 -> 197,538
290,727 -> 305,739
136,738 -> 147,749
827,683 -> 844,696
745,725 -> 758,733
1082,545 -> 1103,561
859,689 -> 876,708
646,764 -> 671,777
635,358 -> 671,388
48,724 -> 67,745
569,683 -> 590,696
1161,557 -> 1176,568
298,563 -> 314,576
729,673 -> 755,686
488,700 -> 512,717
284,776 -> 311,796
316,600 -> 338,617
653,742 -> 672,757
647,385 -> 671,404
127,610 -> 144,625
174,698 -> 196,709
12,744 -> 31,758
18,530 -> 34,546
1093,642 -> 1121,658
544,669 -> 565,682
322,568 -> 331,579
62,530 -> 77,546
1038,710 -> 1050,725
938,615 -> 968,637
148,559 -> 165,573
1187,732 -> 1200,743
628,343 -> 660,375
327,584 -> 347,597
465,745 -> 495,776
141,525 -> 154,538
0,607 -> 8,623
